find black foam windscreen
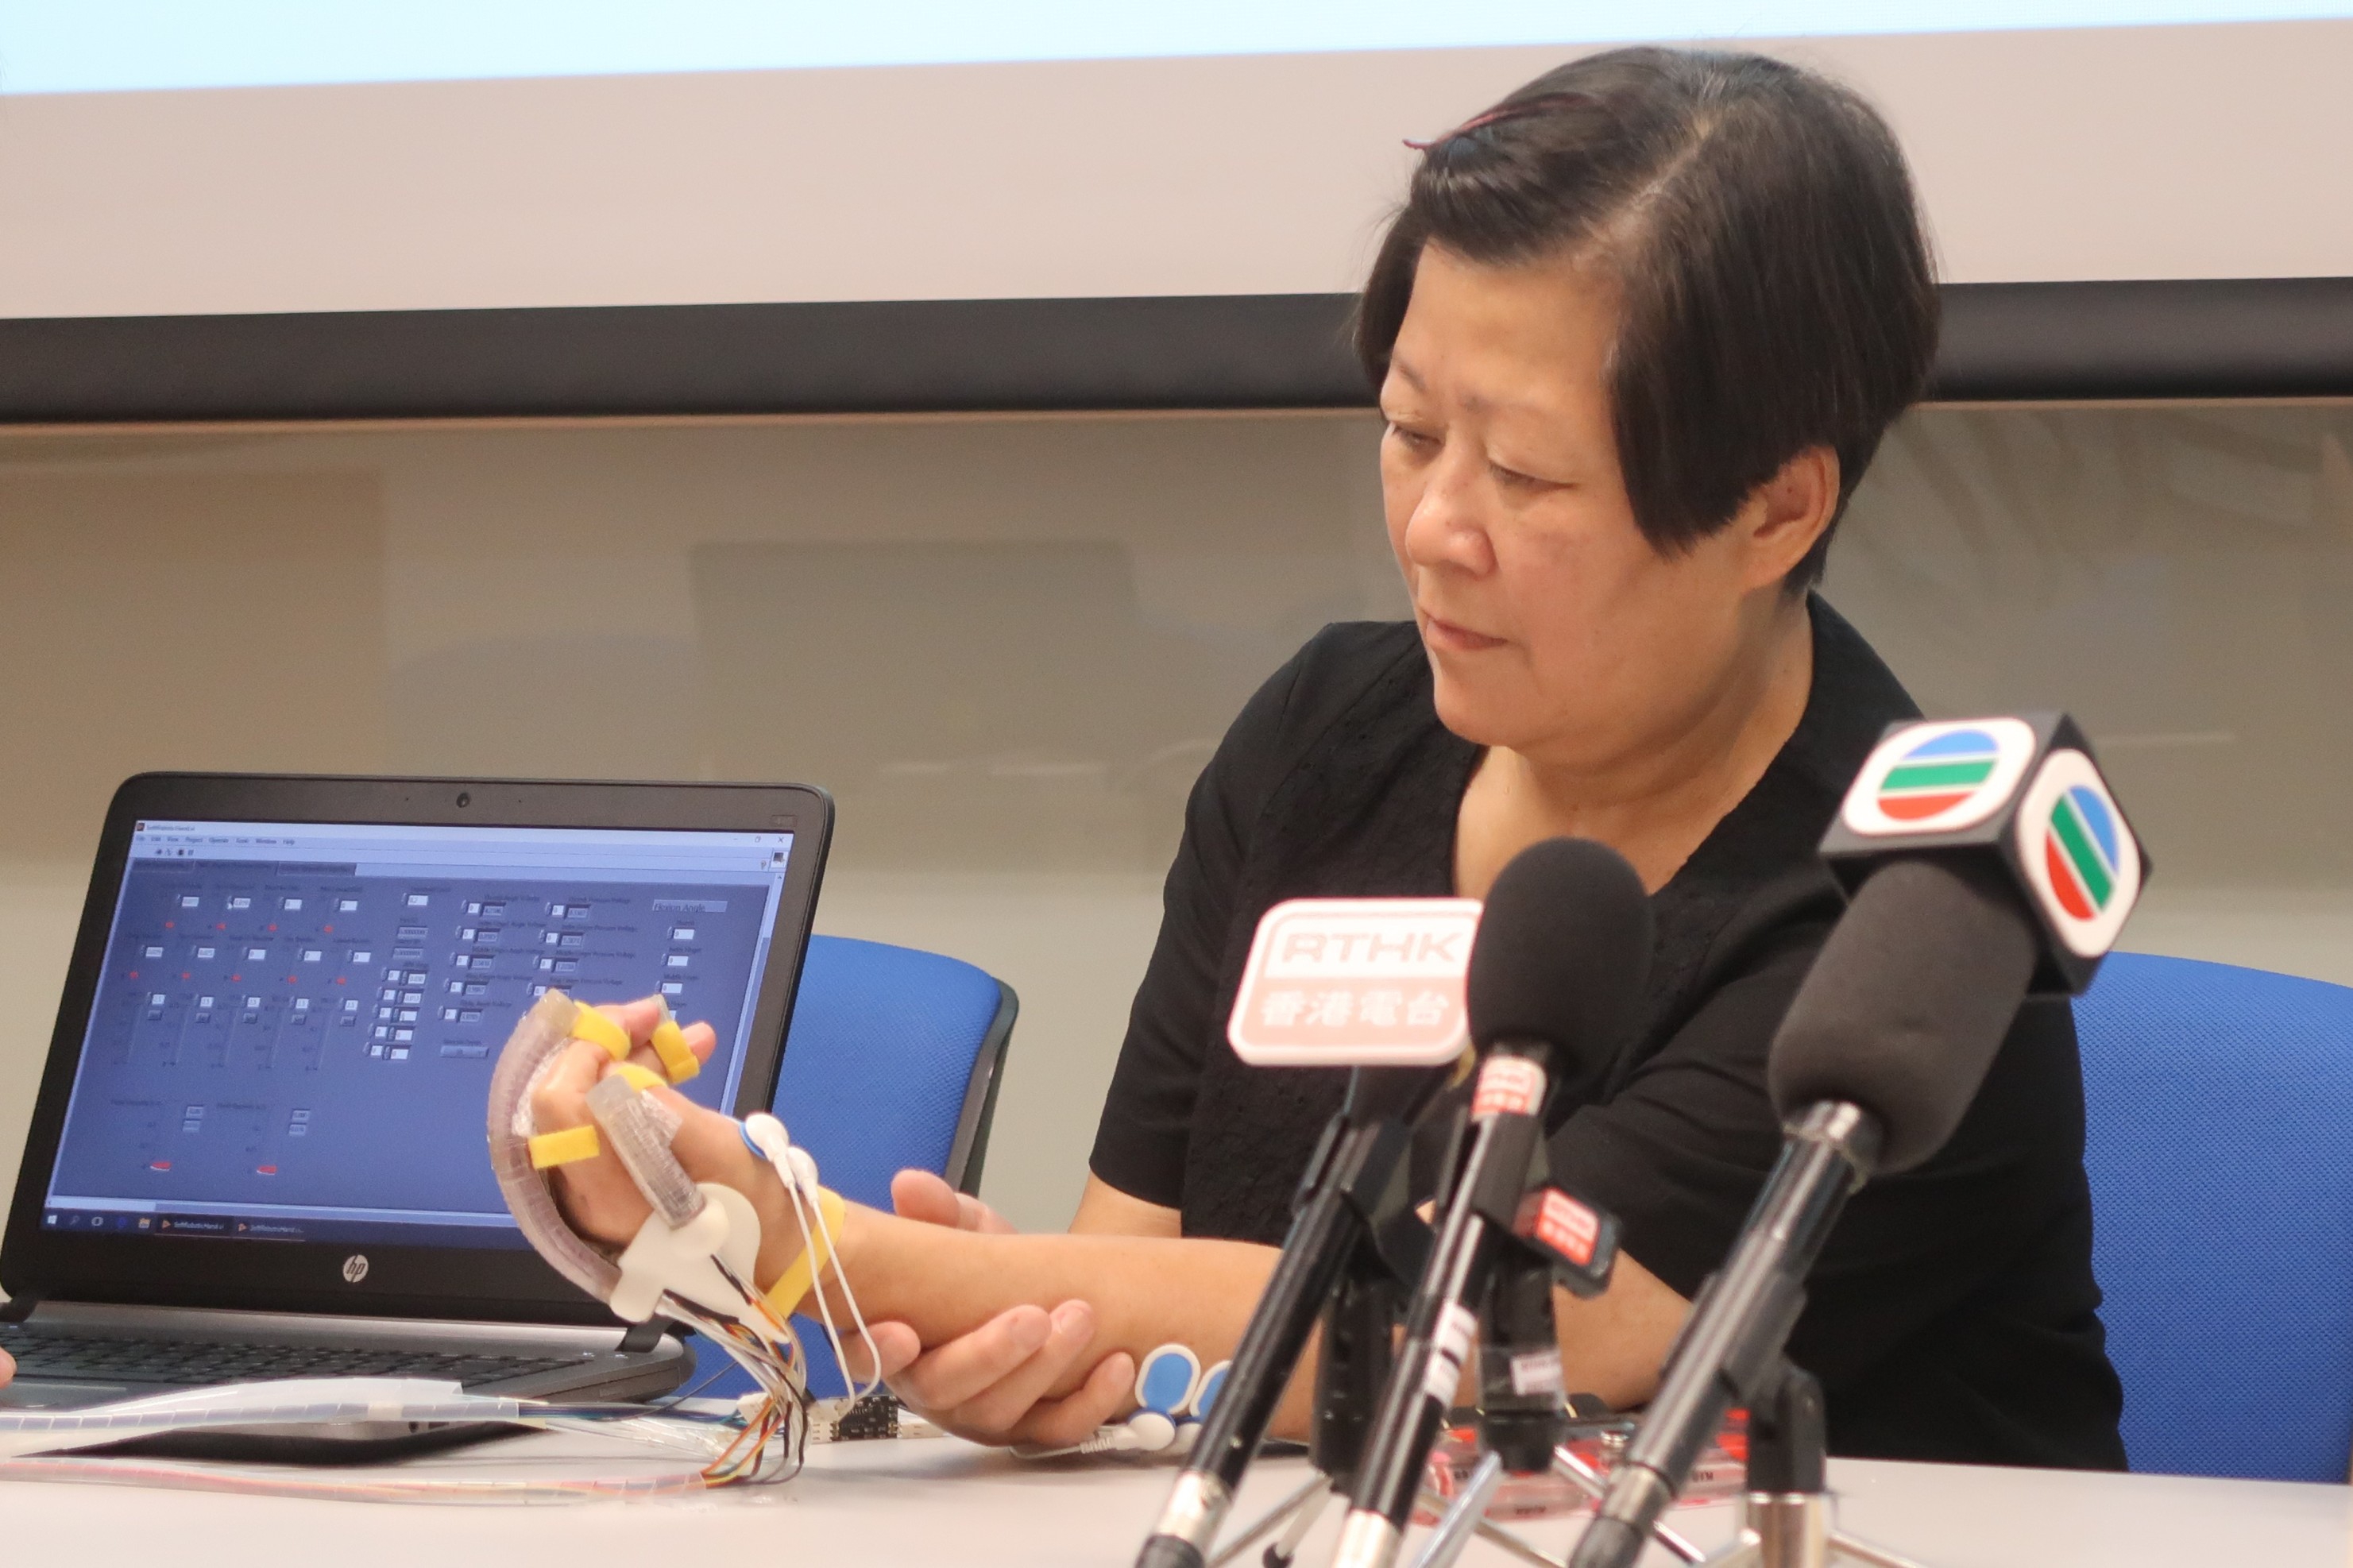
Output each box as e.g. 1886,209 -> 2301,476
1767,856 -> 2039,1174
1466,837 -> 1655,1109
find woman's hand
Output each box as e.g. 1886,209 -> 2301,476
0,1344 -> 13,1388
528,998 -> 814,1292
851,1170 -> 1134,1448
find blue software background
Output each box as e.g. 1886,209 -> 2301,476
47,857 -> 769,1235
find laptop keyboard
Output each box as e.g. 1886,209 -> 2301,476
0,1324 -> 584,1388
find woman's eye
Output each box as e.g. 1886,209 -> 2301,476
1489,462 -> 1556,492
1385,421 -> 1438,453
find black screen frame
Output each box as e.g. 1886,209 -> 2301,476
3,280 -> 2351,425
1,770 -> 832,1327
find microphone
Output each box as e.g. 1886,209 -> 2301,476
1767,856 -> 2038,1172
1332,838 -> 1653,1568
1134,898 -> 1478,1568
1569,716 -> 2146,1568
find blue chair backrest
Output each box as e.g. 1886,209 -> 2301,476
2077,952 -> 2353,1482
687,933 -> 1016,1400
770,934 -> 1016,1207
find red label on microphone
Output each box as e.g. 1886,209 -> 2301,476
1517,1187 -> 1600,1268
1471,1056 -> 1545,1119
1227,898 -> 1480,1068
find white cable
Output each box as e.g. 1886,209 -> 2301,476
775,1169 -> 867,1399
780,1130 -> 880,1400
743,1113 -> 883,1401
0,1379 -> 519,1459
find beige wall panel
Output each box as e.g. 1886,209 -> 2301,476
0,468 -> 388,858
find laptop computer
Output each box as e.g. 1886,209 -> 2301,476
0,771 -> 831,1453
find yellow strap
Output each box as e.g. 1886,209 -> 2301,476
610,1061 -> 665,1094
650,1018 -> 700,1083
527,1125 -> 602,1169
763,1186 -> 847,1322
569,1003 -> 632,1061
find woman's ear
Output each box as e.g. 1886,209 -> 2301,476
1737,446 -> 1841,592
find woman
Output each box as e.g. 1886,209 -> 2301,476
537,47 -> 2124,1469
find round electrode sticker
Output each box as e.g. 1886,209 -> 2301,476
1840,718 -> 2039,837
2014,749 -> 2142,958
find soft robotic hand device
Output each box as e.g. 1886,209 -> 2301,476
486,991 -> 875,1478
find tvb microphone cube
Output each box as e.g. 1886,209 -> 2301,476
1820,713 -> 2150,996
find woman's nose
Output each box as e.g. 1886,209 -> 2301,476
1401,457 -> 1495,576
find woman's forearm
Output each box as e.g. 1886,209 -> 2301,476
809,1204 -> 1318,1422
836,1211 -> 1273,1347
779,1194 -> 1680,1433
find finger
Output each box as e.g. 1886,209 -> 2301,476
889,1304 -> 1053,1414
836,1320 -> 921,1384
890,1168 -> 1013,1234
594,996 -> 666,1040
622,1019 -> 718,1081
589,998 -> 719,1083
1006,1349 -> 1136,1449
645,1080 -> 763,1184
528,1035 -> 609,1126
891,1168 -> 964,1227
956,1192 -> 1014,1234
945,1300 -> 1102,1435
530,1039 -> 655,1243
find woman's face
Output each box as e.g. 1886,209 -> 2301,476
1379,243 -> 1797,773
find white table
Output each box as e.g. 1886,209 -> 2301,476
5,1430 -> 2346,1567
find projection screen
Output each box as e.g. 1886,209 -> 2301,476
1,5 -> 2347,419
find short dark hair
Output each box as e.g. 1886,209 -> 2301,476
1355,47 -> 1938,589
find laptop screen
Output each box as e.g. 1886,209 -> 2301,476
37,818 -> 797,1251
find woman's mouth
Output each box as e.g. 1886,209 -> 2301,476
1420,611 -> 1506,653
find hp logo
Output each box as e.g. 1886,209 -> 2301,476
342,1254 -> 370,1284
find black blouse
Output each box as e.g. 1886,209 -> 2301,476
1088,598 -> 2125,1469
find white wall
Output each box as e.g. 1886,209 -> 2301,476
1,18 -> 2348,319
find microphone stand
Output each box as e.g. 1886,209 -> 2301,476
1698,1363 -> 1928,1568
1568,1103 -> 1880,1568
1213,1228 -> 1416,1568
1400,1236 -> 1567,1568
1411,1115 -> 1922,1568
1223,1092 -> 1590,1563
1333,1042 -> 1631,1568
1331,1042 -> 1553,1568
1135,1068 -> 1435,1568
1222,1094 -> 1591,1568
1405,1138 -> 1701,1568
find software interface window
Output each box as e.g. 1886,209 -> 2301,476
39,820 -> 794,1247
